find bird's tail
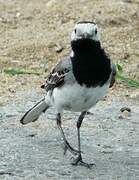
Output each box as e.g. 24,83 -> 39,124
20,98 -> 49,125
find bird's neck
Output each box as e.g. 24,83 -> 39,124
71,39 -> 111,87
71,39 -> 101,57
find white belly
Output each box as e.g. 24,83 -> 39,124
48,82 -> 109,113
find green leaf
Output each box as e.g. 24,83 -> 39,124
116,63 -> 123,73
116,74 -> 139,88
115,63 -> 139,88
3,68 -> 40,76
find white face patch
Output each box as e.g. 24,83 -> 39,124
71,22 -> 100,42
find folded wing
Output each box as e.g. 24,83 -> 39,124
41,56 -> 72,91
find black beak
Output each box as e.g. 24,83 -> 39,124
81,33 -> 92,39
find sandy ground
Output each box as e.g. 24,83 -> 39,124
0,0 -> 139,179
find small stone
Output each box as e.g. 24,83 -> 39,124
118,115 -> 124,119
27,134 -> 36,137
8,88 -> 16,93
15,12 -> 21,18
120,107 -> 131,119
122,110 -> 130,118
97,11 -> 101,14
123,53 -> 130,59
125,93 -> 130,97
21,81 -> 27,86
55,44 -> 63,53
120,107 -> 131,113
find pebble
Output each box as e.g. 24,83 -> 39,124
55,44 -> 63,53
120,107 -> 131,112
8,88 -> 16,93
119,107 -> 131,119
15,12 -> 21,18
27,134 -> 37,137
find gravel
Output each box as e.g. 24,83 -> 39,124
0,90 -> 139,179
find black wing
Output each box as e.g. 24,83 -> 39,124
41,56 -> 72,91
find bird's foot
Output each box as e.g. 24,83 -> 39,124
63,140 -> 80,156
71,154 -> 95,168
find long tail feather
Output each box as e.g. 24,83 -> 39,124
20,98 -> 49,125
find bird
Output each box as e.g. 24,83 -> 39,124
20,21 -> 116,168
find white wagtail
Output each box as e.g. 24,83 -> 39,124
20,21 -> 116,168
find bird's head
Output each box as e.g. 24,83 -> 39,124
71,21 -> 100,42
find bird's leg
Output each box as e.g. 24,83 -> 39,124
56,113 -> 79,155
71,111 -> 95,168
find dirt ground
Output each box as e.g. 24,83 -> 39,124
0,0 -> 139,179
0,0 -> 139,105
0,90 -> 139,179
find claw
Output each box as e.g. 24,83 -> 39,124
71,154 -> 95,168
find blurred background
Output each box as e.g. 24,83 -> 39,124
0,0 -> 139,104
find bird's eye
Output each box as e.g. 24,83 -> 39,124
74,29 -> 76,33
95,29 -> 97,34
